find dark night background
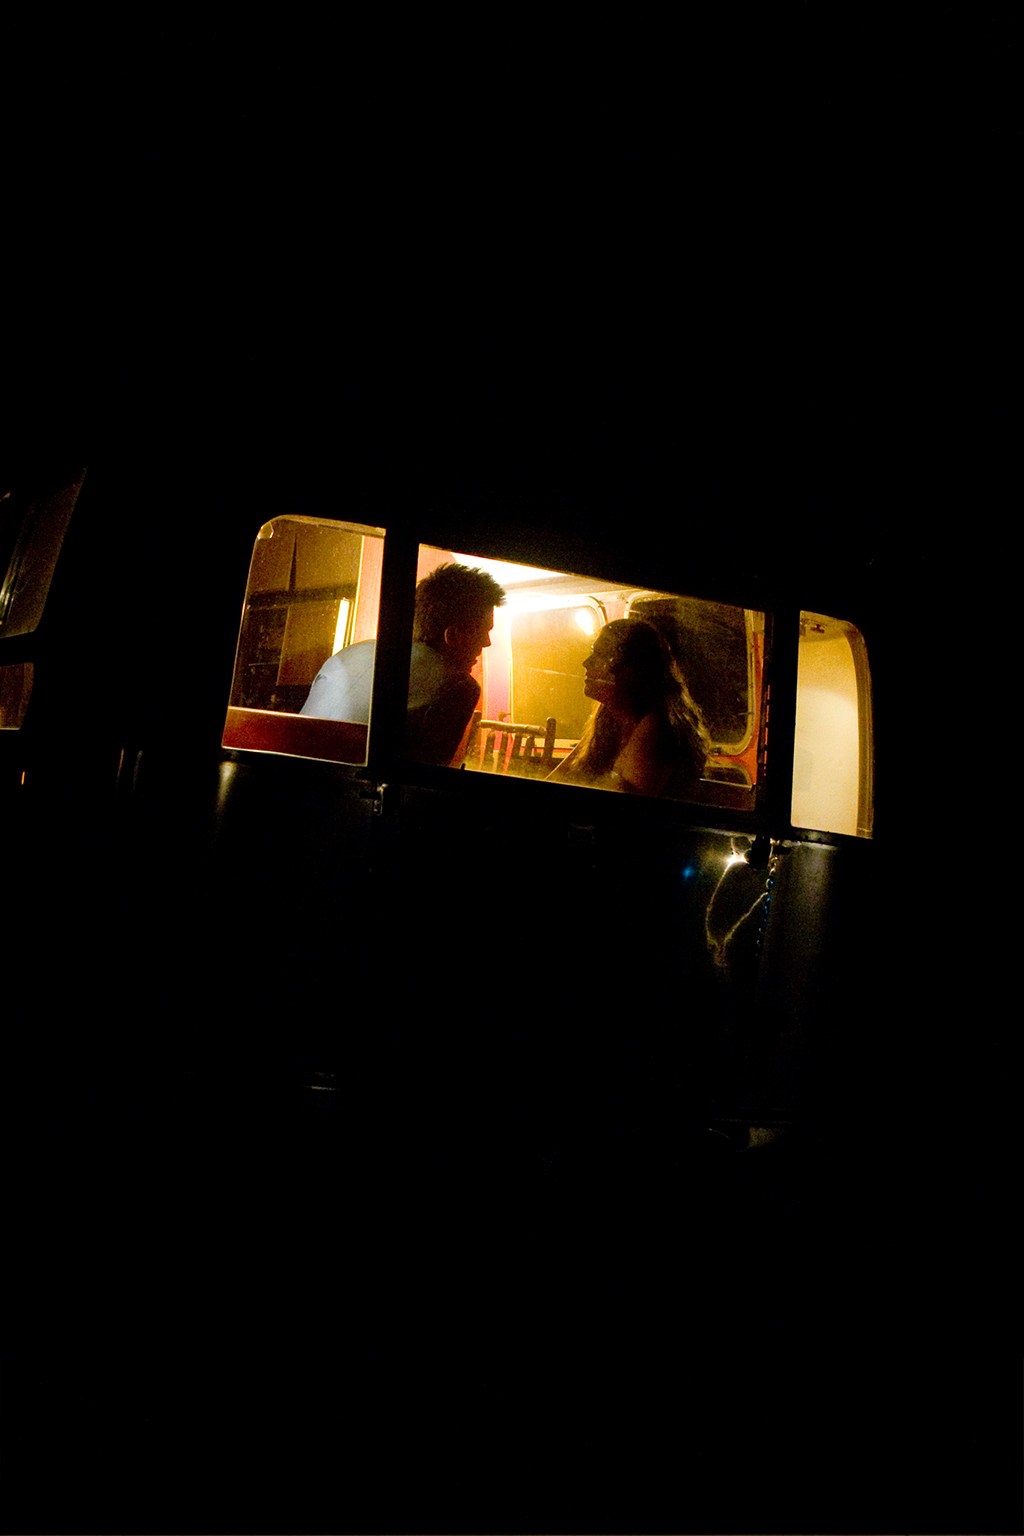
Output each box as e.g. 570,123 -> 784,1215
3,20 -> 1017,1536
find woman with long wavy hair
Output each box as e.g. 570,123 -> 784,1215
547,617 -> 711,798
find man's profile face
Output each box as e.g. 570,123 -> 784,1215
444,608 -> 494,672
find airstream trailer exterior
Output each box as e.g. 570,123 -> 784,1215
2,459 -> 877,1152
10,442 -> 1012,1536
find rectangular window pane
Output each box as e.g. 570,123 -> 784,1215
416,545 -> 765,807
222,516 -> 385,764
792,611 -> 873,837
0,471 -> 85,639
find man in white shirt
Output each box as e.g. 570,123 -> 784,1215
300,562 -> 506,767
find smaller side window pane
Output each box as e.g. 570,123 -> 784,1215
0,472 -> 86,638
792,612 -> 873,838
222,516 -> 385,764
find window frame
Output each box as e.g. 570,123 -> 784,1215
220,517 -> 874,846
221,513 -> 388,769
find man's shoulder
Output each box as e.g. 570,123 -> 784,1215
300,639 -> 377,720
320,639 -> 376,674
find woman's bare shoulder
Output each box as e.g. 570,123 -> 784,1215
615,712 -> 674,794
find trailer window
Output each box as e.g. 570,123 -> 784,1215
222,516 -> 385,764
0,471 -> 85,639
792,612 -> 873,838
421,545 -> 766,809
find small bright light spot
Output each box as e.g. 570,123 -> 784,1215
574,607 -> 598,636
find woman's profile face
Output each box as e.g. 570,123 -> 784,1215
583,627 -> 630,705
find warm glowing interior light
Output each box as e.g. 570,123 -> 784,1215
505,593 -> 605,619
450,554 -> 564,586
505,591 -> 576,613
332,599 -> 351,655
793,616 -> 862,836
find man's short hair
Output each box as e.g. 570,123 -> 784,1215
413,563 -> 506,648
